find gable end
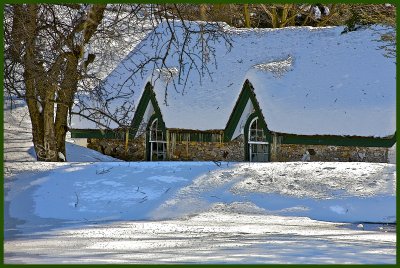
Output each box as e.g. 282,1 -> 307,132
224,80 -> 268,141
130,82 -> 165,138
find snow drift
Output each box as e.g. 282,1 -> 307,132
5,161 -> 396,237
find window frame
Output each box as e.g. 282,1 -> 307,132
148,118 -> 167,161
248,116 -> 269,162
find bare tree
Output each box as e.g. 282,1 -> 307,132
163,4 -> 395,29
4,4 -> 232,161
4,4 -> 109,161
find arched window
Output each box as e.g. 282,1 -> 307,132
148,118 -> 166,161
248,116 -> 269,162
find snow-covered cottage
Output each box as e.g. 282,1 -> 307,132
70,21 -> 396,162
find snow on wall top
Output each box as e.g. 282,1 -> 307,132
71,21 -> 396,138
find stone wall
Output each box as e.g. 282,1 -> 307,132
87,132 -> 389,163
87,135 -> 146,161
87,134 -> 245,161
168,135 -> 245,161
271,143 -> 389,163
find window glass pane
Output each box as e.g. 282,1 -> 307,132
252,144 -> 258,153
157,130 -> 163,141
250,130 -> 256,141
256,144 -> 261,153
263,144 -> 268,151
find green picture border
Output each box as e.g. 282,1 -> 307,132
1,1 -> 398,266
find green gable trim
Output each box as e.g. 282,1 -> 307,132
224,83 -> 250,141
130,82 -> 153,137
279,133 -> 396,148
130,82 -> 165,138
224,80 -> 269,142
70,129 -> 124,139
70,82 -> 165,140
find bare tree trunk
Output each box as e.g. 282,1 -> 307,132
243,4 -> 251,27
199,4 -> 207,21
10,4 -> 106,161
54,54 -> 79,160
21,5 -> 51,160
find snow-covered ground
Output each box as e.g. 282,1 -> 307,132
4,211 -> 396,264
3,99 -> 397,264
4,161 -> 396,264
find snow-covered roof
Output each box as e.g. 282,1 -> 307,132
71,21 -> 396,138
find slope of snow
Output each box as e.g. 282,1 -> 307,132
71,22 -> 395,138
5,161 -> 395,233
4,161 -> 396,263
3,98 -> 120,162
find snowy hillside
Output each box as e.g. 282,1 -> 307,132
5,161 -> 395,227
4,161 -> 396,263
72,22 -> 395,138
3,98 -> 120,162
